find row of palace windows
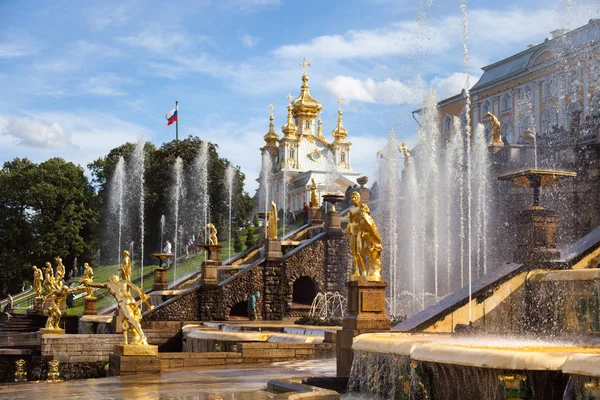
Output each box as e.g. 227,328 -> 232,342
283,148 -> 346,163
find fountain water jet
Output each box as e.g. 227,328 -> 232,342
172,157 -> 184,284
108,156 -> 126,269
131,139 -> 146,288
225,164 -> 235,256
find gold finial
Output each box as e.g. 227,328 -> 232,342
317,118 -> 323,137
268,103 -> 275,115
337,98 -> 344,111
299,58 -> 311,74
286,93 -> 293,103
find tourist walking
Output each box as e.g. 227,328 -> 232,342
302,203 -> 310,225
247,291 -> 260,321
3,294 -> 13,319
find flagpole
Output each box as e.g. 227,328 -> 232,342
175,100 -> 179,141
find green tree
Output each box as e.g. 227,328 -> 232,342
233,230 -> 242,253
244,228 -> 255,249
0,158 -> 98,294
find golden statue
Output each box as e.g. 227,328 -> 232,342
80,263 -> 94,297
206,223 -> 218,245
399,141 -> 411,168
310,178 -> 319,207
43,262 -> 56,293
344,192 -> 383,281
268,201 -> 278,239
32,265 -> 43,298
486,111 -> 503,147
54,256 -> 65,283
83,275 -> 153,345
44,283 -> 80,330
120,250 -> 132,281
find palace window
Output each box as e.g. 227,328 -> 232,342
341,152 -> 346,163
501,93 -> 511,111
290,148 -> 295,159
482,101 -> 490,117
305,120 -> 310,129
443,115 -> 452,132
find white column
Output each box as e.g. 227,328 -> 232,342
583,60 -> 590,118
534,81 -> 541,135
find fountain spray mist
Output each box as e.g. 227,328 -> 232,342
193,142 -> 210,245
108,156 -> 126,270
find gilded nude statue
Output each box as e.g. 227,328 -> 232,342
268,201 -> 278,239
32,265 -> 43,298
206,223 -> 218,245
120,250 -> 132,281
344,192 -> 383,281
486,111 -> 503,146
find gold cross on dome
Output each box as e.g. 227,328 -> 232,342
286,93 -> 293,103
337,98 -> 344,110
299,58 -> 311,74
268,103 -> 275,114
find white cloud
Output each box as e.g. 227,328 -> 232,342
1,117 -> 72,148
431,72 -> 481,100
325,76 -> 426,105
241,33 -> 258,48
88,2 -> 134,31
227,0 -> 281,12
116,29 -> 190,54
0,43 -> 37,58
80,73 -> 137,97
0,111 -> 145,168
273,21 -> 449,61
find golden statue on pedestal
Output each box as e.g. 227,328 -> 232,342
43,262 -> 56,293
268,201 -> 278,239
344,192 -> 383,281
44,283 -> 81,330
310,178 -> 319,207
206,223 -> 218,245
486,111 -> 504,147
54,256 -> 65,284
83,275 -> 153,345
32,265 -> 43,298
81,263 -> 94,297
120,250 -> 131,281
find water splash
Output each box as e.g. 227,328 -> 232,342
192,142 -> 210,245
108,156 -> 126,269
261,152 -> 273,215
160,214 -> 165,250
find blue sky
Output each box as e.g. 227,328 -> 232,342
0,0 -> 597,193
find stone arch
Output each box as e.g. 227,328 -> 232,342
292,276 -> 319,305
221,265 -> 263,320
229,300 -> 249,318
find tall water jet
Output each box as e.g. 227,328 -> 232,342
282,169 -> 288,237
261,152 -> 273,215
108,156 -> 126,269
160,214 -> 165,250
225,164 -> 235,256
375,129 -> 401,316
192,142 -> 210,245
131,139 -> 146,288
172,157 -> 184,284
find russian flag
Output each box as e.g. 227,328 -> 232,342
166,106 -> 178,126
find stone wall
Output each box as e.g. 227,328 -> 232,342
325,236 -> 352,292
144,288 -> 201,321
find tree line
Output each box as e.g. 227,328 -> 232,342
0,136 -> 253,295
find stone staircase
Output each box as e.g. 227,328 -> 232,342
0,313 -> 46,333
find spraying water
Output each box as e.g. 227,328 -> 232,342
160,214 -> 165,250
108,156 -> 126,270
131,139 -> 146,288
225,164 -> 235,256
193,142 -> 210,244
172,157 -> 184,284
261,152 -> 273,216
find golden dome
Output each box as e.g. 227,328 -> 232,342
263,112 -> 279,149
292,72 -> 322,119
332,108 -> 348,143
281,104 -> 298,140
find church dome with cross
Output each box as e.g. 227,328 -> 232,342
256,58 -> 361,214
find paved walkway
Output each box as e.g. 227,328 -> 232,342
0,359 -> 336,400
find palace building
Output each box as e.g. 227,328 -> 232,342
437,19 -> 600,143
257,62 -> 361,213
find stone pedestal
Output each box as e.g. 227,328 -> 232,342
265,238 -> 282,259
109,344 -> 160,376
152,268 -> 168,291
200,244 -> 223,266
201,260 -> 219,286
30,297 -> 44,315
325,212 -> 343,236
83,296 -> 97,315
337,280 -> 391,377
309,207 -> 322,225
39,328 -> 65,335
514,208 -> 560,263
